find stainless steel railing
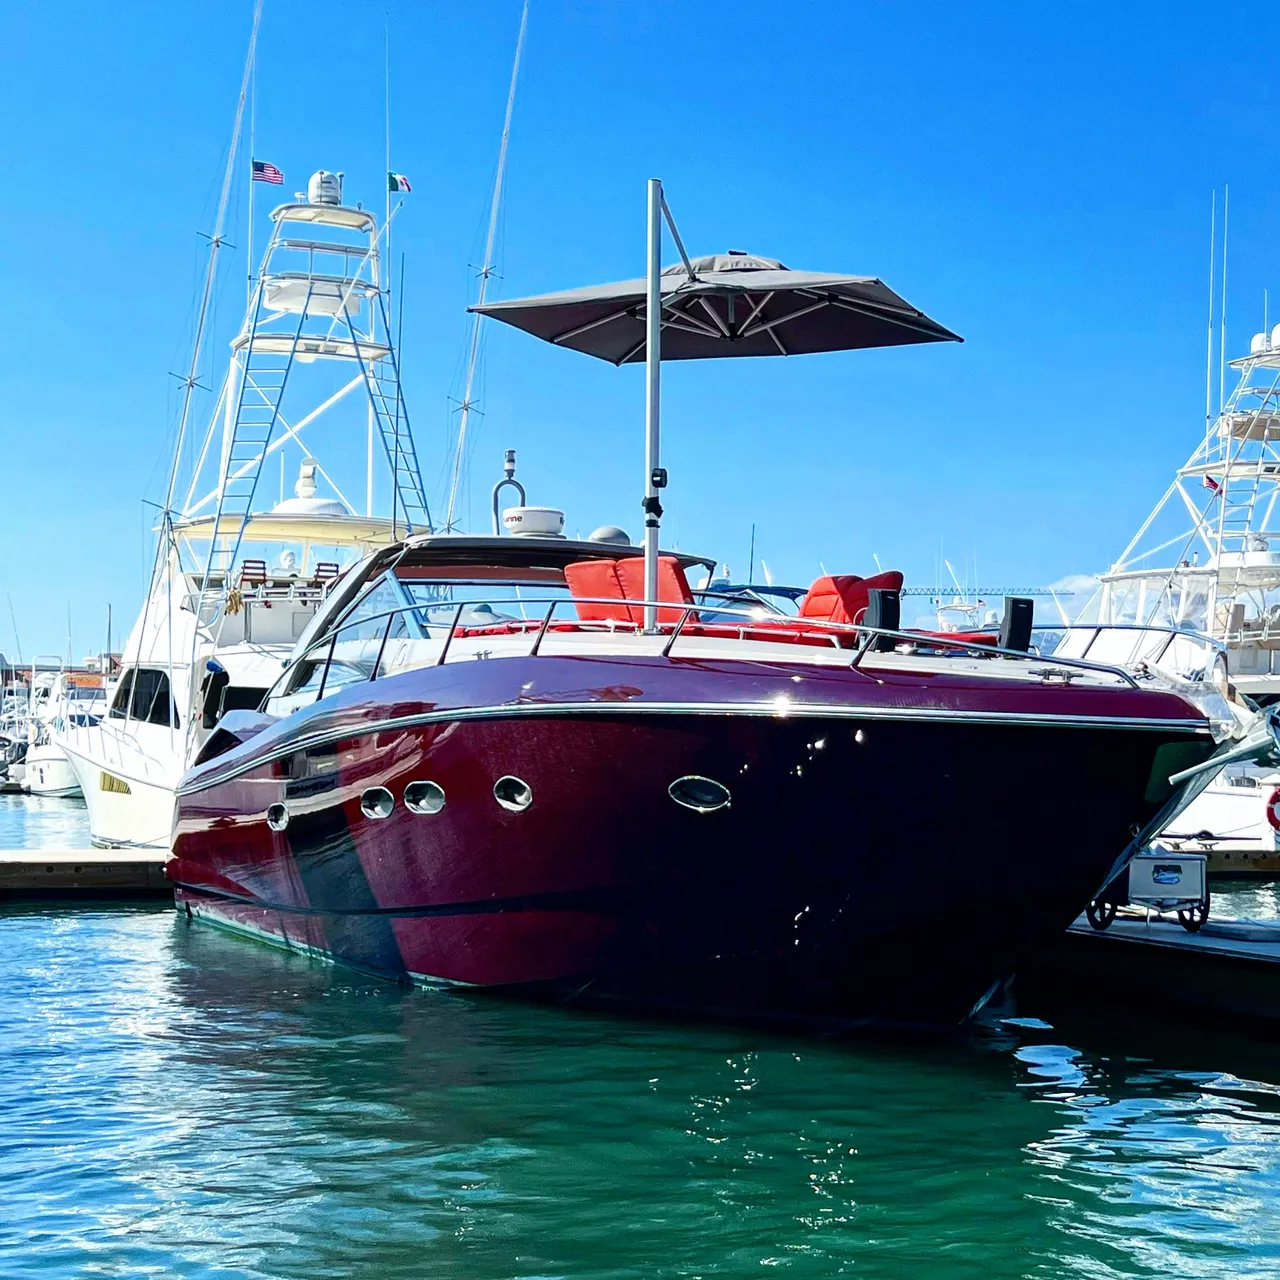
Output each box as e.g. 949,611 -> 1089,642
265,593 -> 1146,708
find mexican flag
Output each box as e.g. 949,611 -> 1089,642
388,172 -> 412,193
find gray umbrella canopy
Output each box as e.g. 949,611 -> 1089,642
470,251 -> 961,365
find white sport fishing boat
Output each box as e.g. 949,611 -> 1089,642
1064,301 -> 1280,873
57,168 -> 431,847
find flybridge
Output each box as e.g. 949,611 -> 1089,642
1090,319 -> 1280,699
181,168 -> 430,541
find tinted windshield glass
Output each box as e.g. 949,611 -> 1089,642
401,581 -> 572,625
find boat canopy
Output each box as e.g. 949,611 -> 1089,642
173,512 -> 402,547
394,534 -> 716,576
270,202 -> 377,233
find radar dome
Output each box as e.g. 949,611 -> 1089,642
272,458 -> 350,517
588,525 -> 631,545
307,171 -> 343,206
1253,331 -> 1269,355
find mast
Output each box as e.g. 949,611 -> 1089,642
444,0 -> 530,531
1205,190 -> 1216,433
160,0 -> 263,532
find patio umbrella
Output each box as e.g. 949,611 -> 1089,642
471,180 -> 962,628
471,251 -> 961,364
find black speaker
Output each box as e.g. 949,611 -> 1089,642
863,588 -> 901,652
998,596 -> 1034,652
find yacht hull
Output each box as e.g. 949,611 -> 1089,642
22,745 -> 82,799
171,656 -> 1215,1026
60,735 -> 176,849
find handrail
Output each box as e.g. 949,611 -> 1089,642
269,592 -> 1151,706
1045,621 -> 1228,653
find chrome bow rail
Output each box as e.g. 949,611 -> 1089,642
266,594 -> 1147,708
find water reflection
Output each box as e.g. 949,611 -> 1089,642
0,792 -> 90,850
3,905 -> 1280,1278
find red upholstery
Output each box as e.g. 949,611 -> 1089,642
615,556 -> 696,624
797,570 -> 904,625
564,556 -> 695,625
563,560 -> 641,624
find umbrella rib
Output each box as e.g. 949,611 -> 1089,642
551,306 -> 635,345
615,316 -> 722,363
695,296 -> 732,339
616,334 -> 647,365
741,298 -> 831,338
650,302 -> 723,339
794,287 -> 923,320
737,291 -> 773,333
826,296 -> 954,338
768,326 -> 788,356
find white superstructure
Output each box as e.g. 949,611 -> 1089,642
57,172 -> 429,847
1084,326 -> 1280,700
1072,320 -> 1280,861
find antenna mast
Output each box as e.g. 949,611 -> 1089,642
1220,184 -> 1229,413
444,0 -> 530,531
1205,189 -> 1216,432
160,0 -> 263,528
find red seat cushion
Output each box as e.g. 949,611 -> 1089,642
563,560 -> 640,624
797,570 -> 904,625
615,556 -> 696,624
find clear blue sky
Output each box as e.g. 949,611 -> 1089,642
1,0 -> 1275,657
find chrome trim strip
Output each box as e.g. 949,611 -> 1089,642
178,699 -> 1210,796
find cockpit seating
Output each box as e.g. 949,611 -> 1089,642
796,570 -> 904,626
564,556 -> 696,626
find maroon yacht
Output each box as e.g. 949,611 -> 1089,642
170,524 -> 1248,1026
168,194 -> 1274,1026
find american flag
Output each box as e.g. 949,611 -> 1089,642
252,160 -> 283,185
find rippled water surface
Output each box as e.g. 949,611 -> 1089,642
4,799 -> 1280,1277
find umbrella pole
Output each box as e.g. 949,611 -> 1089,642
643,177 -> 663,633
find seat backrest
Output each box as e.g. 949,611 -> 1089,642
564,560 -> 640,624
313,561 -> 340,582
239,559 -> 268,587
615,556 -> 696,624
797,570 -> 904,625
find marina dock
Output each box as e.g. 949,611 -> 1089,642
0,848 -> 171,899
1026,913 -> 1280,1025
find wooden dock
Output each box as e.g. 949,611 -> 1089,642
1024,912 -> 1280,1026
0,849 -> 171,899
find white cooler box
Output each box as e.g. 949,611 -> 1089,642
1128,851 -> 1207,907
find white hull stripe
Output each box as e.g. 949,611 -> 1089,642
178,698 -> 1210,796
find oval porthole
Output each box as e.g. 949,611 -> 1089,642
669,775 -> 731,814
266,802 -> 289,832
404,780 -> 446,815
360,786 -> 394,820
493,775 -> 533,812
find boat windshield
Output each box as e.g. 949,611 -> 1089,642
399,580 -> 572,627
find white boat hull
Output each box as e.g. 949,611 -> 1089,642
1160,767 -> 1280,876
22,744 -> 82,798
59,734 -> 177,850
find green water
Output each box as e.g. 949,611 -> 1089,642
4,795 -> 1280,1278
4,903 -> 1280,1279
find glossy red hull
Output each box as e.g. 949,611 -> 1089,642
172,653 -> 1214,1026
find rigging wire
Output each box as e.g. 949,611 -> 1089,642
444,0 -> 530,531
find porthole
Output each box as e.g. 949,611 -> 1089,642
266,802 -> 289,832
493,775 -> 533,812
404,780 -> 446,815
668,775 -> 731,814
361,786 -> 394,820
